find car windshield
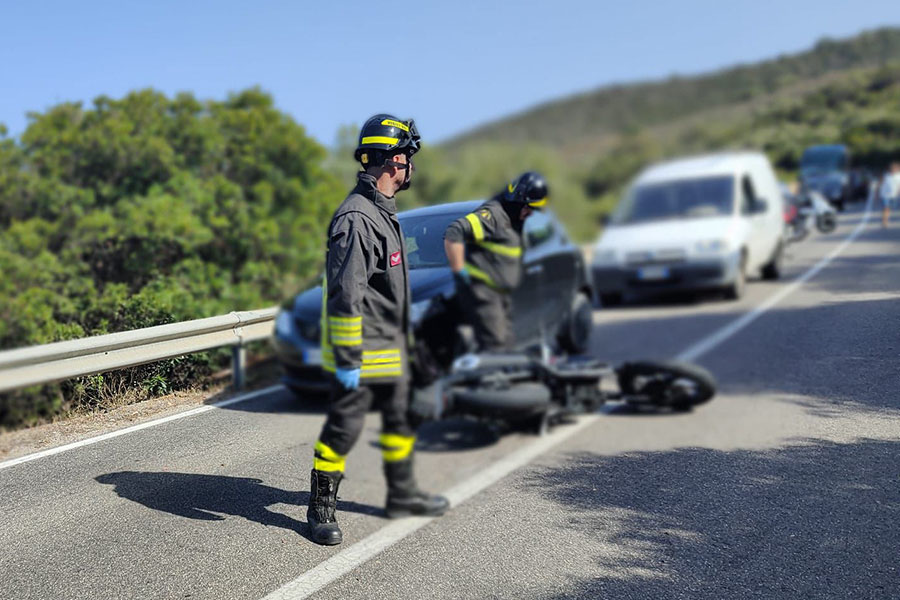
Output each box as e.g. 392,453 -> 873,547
399,209 -> 467,269
801,148 -> 846,173
612,175 -> 734,225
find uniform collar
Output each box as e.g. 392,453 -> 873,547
355,172 -> 398,215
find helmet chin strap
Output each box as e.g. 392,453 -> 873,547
385,156 -> 413,190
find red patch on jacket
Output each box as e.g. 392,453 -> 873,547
390,251 -> 402,267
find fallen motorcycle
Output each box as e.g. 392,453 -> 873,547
412,351 -> 716,434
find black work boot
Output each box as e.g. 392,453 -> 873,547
307,469 -> 343,545
383,457 -> 450,518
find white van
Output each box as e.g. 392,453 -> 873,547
591,151 -> 785,304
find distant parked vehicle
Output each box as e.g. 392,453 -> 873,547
591,151 -> 786,304
799,144 -> 851,211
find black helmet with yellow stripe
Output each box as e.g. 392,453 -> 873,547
354,113 -> 421,168
504,171 -> 549,210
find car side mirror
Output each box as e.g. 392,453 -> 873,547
754,198 -> 768,214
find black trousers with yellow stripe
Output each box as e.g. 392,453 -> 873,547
317,378 -> 415,463
457,281 -> 513,352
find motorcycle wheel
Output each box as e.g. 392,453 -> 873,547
816,214 -> 837,233
617,361 -> 716,411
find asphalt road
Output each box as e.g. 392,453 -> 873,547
1,201 -> 898,600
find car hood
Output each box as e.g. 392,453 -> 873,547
596,218 -> 736,254
291,267 -> 455,323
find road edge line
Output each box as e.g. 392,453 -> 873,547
677,199 -> 872,362
0,384 -> 283,472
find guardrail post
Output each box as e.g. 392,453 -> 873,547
232,344 -> 246,390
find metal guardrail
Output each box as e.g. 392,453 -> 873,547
0,307 -> 279,393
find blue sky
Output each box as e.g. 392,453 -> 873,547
0,1 -> 896,147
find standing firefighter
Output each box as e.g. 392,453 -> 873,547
307,115 -> 449,546
443,172 -> 549,351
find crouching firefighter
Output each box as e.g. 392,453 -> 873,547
308,114 -> 449,546
443,171 -> 549,351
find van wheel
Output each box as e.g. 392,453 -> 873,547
559,292 -> 593,354
724,255 -> 746,300
761,243 -> 783,281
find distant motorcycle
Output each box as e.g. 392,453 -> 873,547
803,190 -> 838,233
785,190 -> 836,243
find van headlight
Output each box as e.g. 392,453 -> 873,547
593,248 -> 618,266
695,239 -> 729,255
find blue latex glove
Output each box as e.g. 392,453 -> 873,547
453,267 -> 471,286
335,367 -> 360,390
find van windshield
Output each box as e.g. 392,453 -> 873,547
612,175 -> 734,225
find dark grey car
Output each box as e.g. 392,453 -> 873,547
271,200 -> 594,395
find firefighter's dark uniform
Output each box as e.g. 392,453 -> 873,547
315,172 -> 414,466
444,196 -> 524,351
307,115 -> 446,547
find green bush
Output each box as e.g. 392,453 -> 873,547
0,88 -> 342,429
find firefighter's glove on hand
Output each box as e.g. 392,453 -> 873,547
335,367 -> 361,390
453,268 -> 471,287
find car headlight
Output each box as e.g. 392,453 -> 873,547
593,248 -> 618,266
410,299 -> 433,325
695,239 -> 729,255
275,310 -> 294,337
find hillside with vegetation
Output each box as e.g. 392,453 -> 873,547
446,27 -> 900,152
398,28 -> 900,241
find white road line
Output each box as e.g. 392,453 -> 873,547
0,385 -> 284,472
261,414 -> 601,600
677,198 -> 872,362
262,199 -> 874,600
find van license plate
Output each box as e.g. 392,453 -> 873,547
637,266 -> 670,281
303,348 -> 323,365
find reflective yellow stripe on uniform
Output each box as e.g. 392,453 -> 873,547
465,262 -> 501,290
328,315 -> 362,346
380,433 -> 415,462
322,348 -> 403,377
328,315 -> 362,327
314,440 -> 346,472
361,136 -> 399,145
360,349 -> 402,378
477,240 -> 522,257
465,213 -> 485,241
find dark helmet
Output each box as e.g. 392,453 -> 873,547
504,171 -> 549,209
354,113 -> 421,168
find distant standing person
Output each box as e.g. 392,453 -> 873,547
879,162 -> 900,227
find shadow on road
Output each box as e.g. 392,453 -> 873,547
527,439 -> 899,599
406,418 -> 500,453
95,471 -> 383,540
